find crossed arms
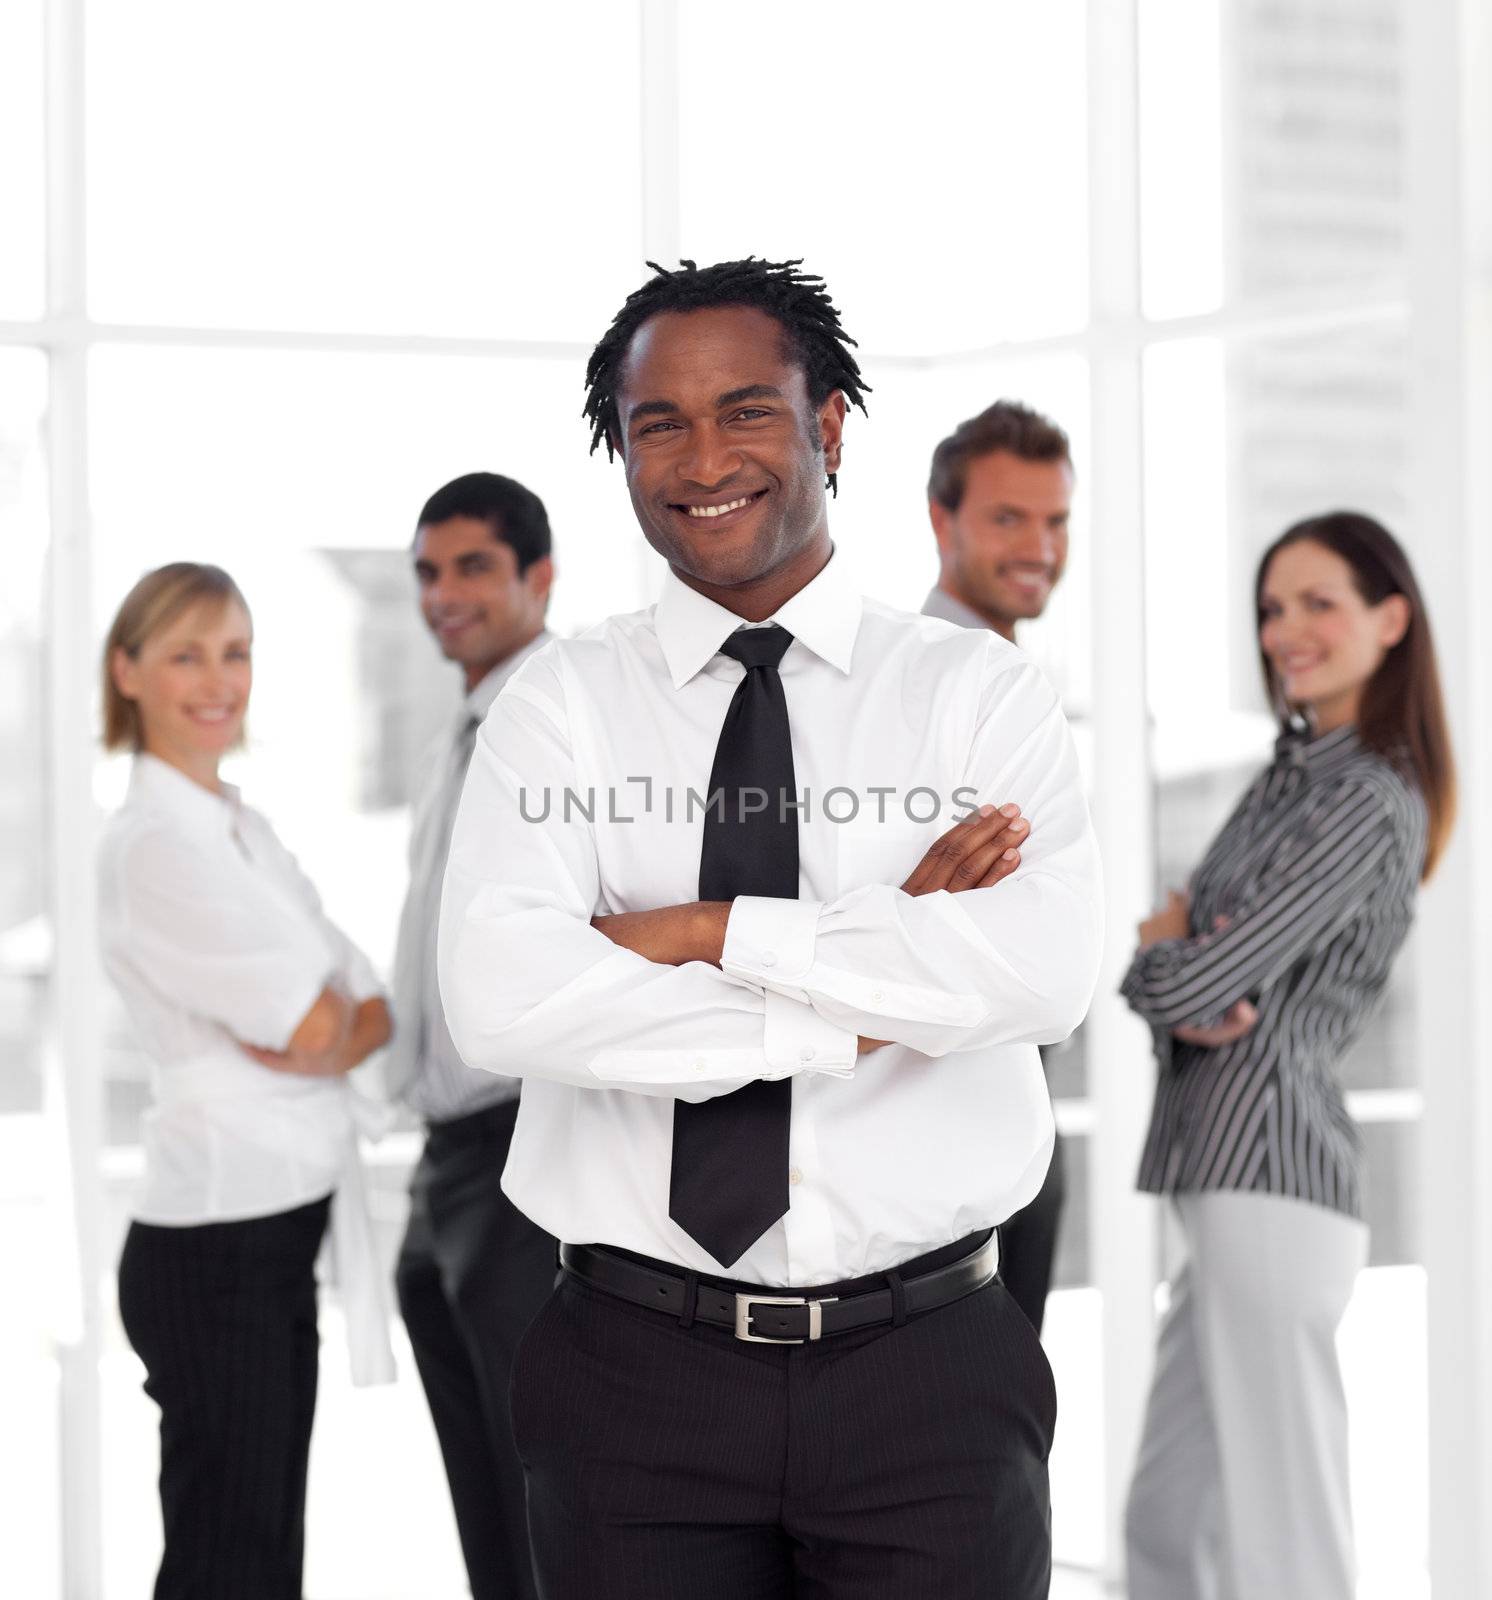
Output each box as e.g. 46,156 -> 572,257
438,647 -> 1104,1100
592,803 -> 1033,1054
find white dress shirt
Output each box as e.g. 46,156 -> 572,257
99,754 -> 395,1382
440,552 -> 1103,1286
387,634 -> 550,1121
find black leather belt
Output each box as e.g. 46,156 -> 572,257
557,1236 -> 998,1344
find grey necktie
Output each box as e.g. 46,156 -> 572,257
385,712 -> 479,1099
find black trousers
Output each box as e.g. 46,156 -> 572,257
395,1098 -> 557,1600
510,1236 -> 1057,1599
117,1193 -> 331,1600
998,1130 -> 1067,1334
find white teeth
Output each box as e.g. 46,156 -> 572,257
686,496 -> 753,518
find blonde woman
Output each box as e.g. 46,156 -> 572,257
99,563 -> 394,1600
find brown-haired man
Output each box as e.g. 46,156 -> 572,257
924,399 -> 1076,1335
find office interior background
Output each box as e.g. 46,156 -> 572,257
2,0 -> 1489,1595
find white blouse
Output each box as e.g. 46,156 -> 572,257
99,753 -> 394,1383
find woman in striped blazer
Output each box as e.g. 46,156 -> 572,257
1120,512 -> 1455,1600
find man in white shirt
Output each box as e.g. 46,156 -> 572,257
387,472 -> 556,1600
440,260 -> 1103,1598
923,399 -> 1078,1338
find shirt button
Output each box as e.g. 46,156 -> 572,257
870,988 -> 884,1004
692,1059 -> 707,1073
761,950 -> 777,967
788,1167 -> 803,1186
798,1046 -> 816,1063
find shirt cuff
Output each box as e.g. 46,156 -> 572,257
762,990 -> 857,1079
721,895 -> 822,987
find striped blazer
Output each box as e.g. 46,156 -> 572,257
1122,724 -> 1426,1217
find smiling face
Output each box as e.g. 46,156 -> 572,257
111,599 -> 253,776
414,515 -> 553,691
930,449 -> 1072,640
614,305 -> 846,614
1258,538 -> 1410,732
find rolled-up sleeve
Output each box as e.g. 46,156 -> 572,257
1120,777 -> 1397,1031
438,650 -> 857,1099
117,828 -> 336,1050
721,653 -> 1104,1056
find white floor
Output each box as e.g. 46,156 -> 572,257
3,1270 -> 1429,1598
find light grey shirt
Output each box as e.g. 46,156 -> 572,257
388,631 -> 553,1123
921,584 -> 998,632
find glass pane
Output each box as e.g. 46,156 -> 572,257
1139,0 -> 1225,318
1228,320 -> 1409,552
1141,0 -> 1407,314
0,0 -> 46,318
678,1 -> 1089,355
0,350 -> 49,1108
1223,0 -> 1407,301
89,345 -> 635,636
0,348 -> 56,1598
1143,337 -> 1237,735
86,1 -> 643,340
1145,316 -> 1408,744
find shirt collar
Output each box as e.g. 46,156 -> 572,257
465,628 -> 554,723
654,549 -> 863,689
128,752 -> 242,844
921,584 -> 992,632
1275,721 -> 1363,778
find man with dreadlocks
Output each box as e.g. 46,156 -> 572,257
439,257 -> 1102,1598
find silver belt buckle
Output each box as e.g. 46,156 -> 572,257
734,1293 -> 834,1343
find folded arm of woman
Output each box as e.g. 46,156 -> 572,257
244,992 -> 392,1077
1121,777 -> 1396,1033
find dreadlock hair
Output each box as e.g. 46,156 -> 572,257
582,257 -> 870,497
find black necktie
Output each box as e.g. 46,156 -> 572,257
668,624 -> 798,1267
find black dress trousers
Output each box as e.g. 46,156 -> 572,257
997,1128 -> 1067,1334
510,1239 -> 1057,1600
117,1193 -> 331,1600
395,1098 -> 558,1600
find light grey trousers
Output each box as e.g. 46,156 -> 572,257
1124,1190 -> 1369,1600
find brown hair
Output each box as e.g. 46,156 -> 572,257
1256,511 -> 1456,879
927,399 -> 1072,512
102,563 -> 251,753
